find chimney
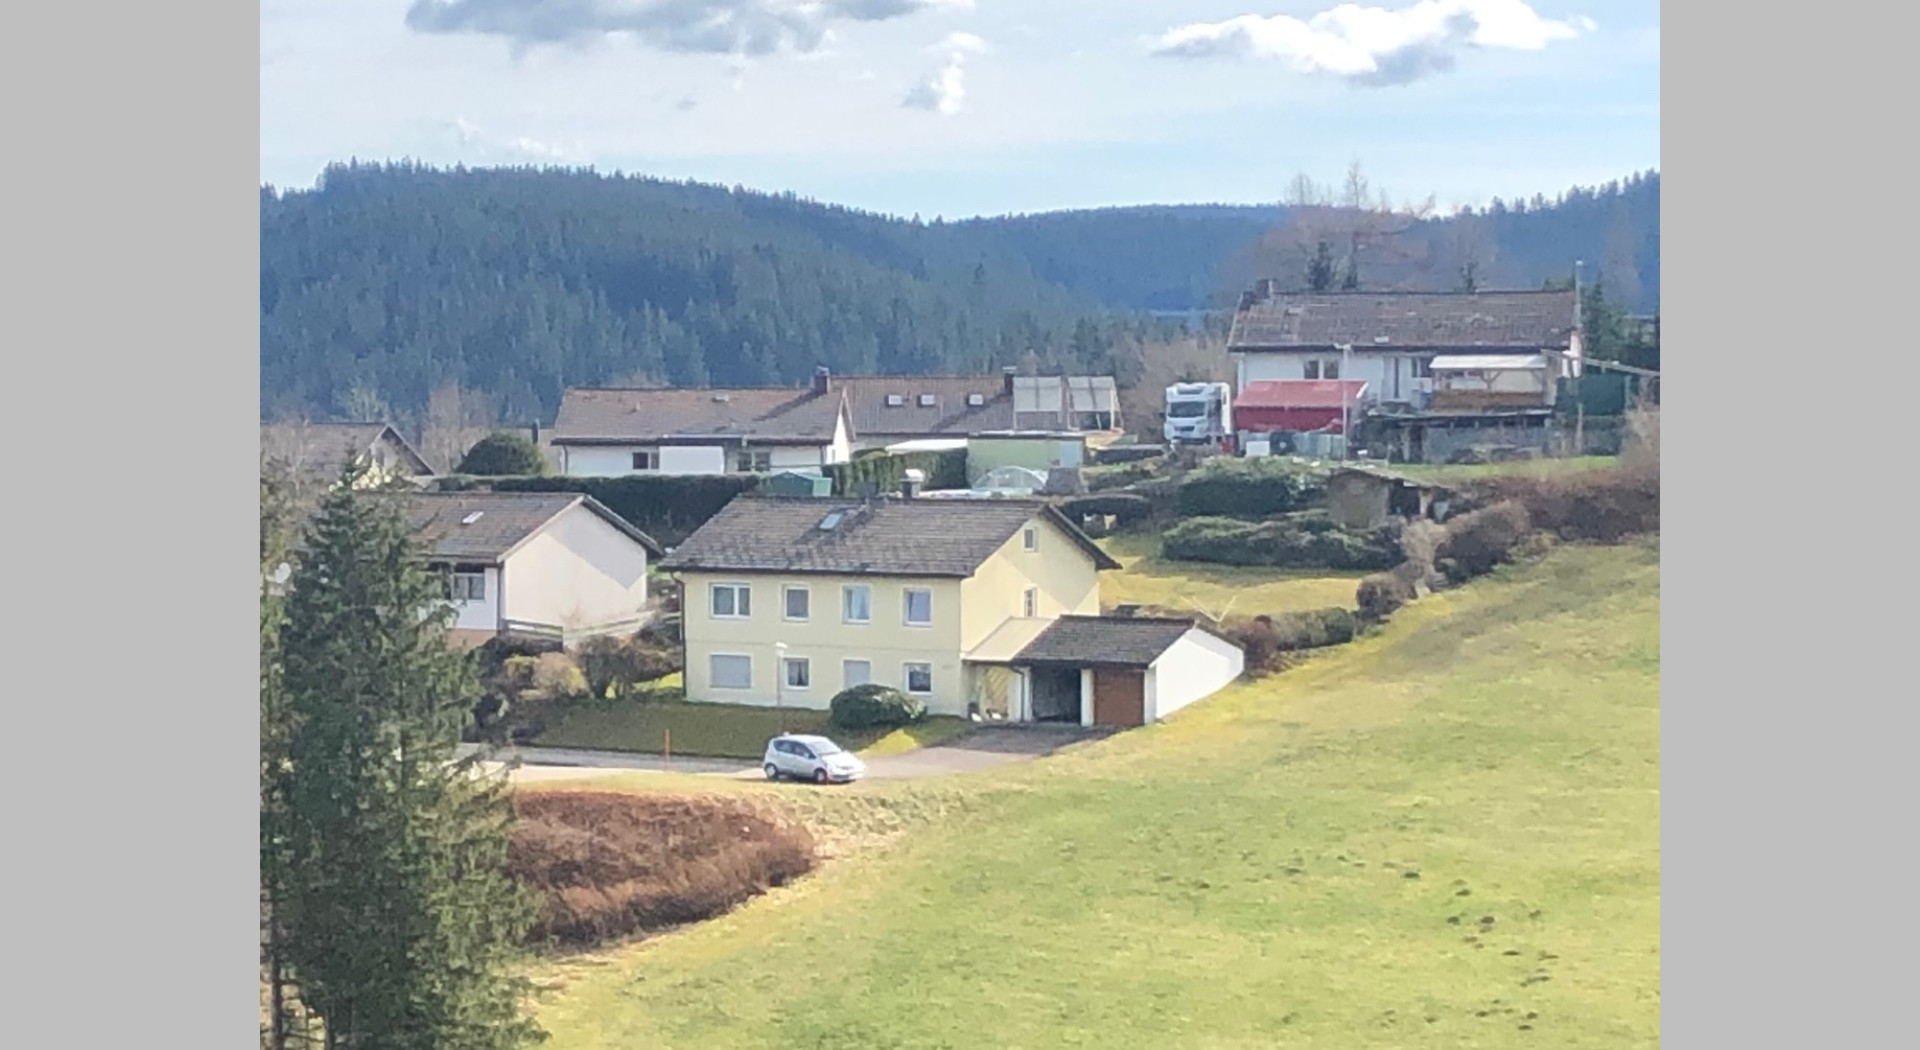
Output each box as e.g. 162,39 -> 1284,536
529,420 -> 541,446
812,365 -> 831,396
1002,365 -> 1017,397
900,468 -> 925,500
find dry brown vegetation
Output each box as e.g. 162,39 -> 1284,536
507,791 -> 818,951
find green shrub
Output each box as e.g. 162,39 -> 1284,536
1162,512 -> 1400,571
1316,607 -> 1357,645
576,634 -> 679,700
530,652 -> 588,702
1175,458 -> 1328,519
1437,501 -> 1533,582
1059,493 -> 1153,526
829,683 -> 926,729
456,432 -> 548,476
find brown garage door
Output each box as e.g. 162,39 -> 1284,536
1091,668 -> 1146,727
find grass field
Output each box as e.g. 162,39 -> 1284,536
527,541 -> 1661,1049
1097,532 -> 1366,617
1391,455 -> 1621,483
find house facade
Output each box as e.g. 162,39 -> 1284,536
1226,285 -> 1583,412
662,490 -> 1245,727
402,491 -> 664,648
548,375 -> 854,478
261,422 -> 438,489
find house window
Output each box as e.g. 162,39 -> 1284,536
843,585 -> 872,624
631,451 -> 658,471
843,659 -> 871,687
710,583 -> 752,619
1324,359 -> 1340,380
903,662 -> 933,695
1022,526 -> 1038,552
1023,587 -> 1038,618
783,585 -> 810,622
904,588 -> 933,627
447,571 -> 486,603
710,654 -> 752,690
1413,357 -> 1433,378
782,657 -> 811,690
1303,360 -> 1320,380
733,450 -> 772,473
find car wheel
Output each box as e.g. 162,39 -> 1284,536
813,767 -> 830,784
764,763 -> 781,781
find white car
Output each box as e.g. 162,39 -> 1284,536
762,734 -> 866,784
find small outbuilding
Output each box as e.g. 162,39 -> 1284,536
1006,615 -> 1245,727
1325,467 -> 1451,530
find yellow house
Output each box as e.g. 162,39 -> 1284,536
661,492 -> 1247,727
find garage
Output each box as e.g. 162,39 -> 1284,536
1090,668 -> 1146,727
1011,615 -> 1246,728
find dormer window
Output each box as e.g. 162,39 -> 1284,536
919,394 -> 937,407
885,394 -> 906,407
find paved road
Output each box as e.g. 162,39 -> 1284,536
461,724 -> 1113,785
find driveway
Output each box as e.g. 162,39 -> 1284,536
462,724 -> 1113,785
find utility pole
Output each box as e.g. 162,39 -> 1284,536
774,642 -> 788,733
1337,343 -> 1354,460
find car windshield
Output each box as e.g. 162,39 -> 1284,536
1167,401 -> 1207,418
810,740 -> 843,756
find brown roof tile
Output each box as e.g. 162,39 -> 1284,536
1228,289 -> 1578,352
550,387 -> 848,445
659,494 -> 1119,578
400,491 -> 662,562
833,376 -> 1016,437
1013,615 -> 1218,668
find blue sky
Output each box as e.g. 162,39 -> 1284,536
260,0 -> 1659,219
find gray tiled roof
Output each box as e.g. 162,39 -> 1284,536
262,423 -> 437,478
1228,289 -> 1578,352
659,495 -> 1120,578
834,376 -> 1016,437
400,491 -> 662,563
1013,615 -> 1209,668
550,387 -> 847,444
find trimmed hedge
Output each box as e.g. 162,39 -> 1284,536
1460,465 -> 1659,543
1435,501 -> 1533,582
828,684 -> 926,729
489,474 -> 759,545
1356,571 -> 1416,622
1059,493 -> 1153,527
1175,458 -> 1327,519
1162,512 -> 1401,571
825,448 -> 968,497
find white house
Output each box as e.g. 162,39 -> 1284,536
1226,286 -> 1583,412
401,491 -> 664,649
548,371 -> 854,478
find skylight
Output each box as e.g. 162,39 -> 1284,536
461,511 -> 484,525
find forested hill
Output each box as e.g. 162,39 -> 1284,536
259,163 -> 1657,425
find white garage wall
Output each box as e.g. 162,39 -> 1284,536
447,568 -> 501,632
1147,629 -> 1246,721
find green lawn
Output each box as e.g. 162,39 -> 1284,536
1391,454 -> 1621,483
1097,532 -> 1366,617
529,690 -> 974,759
528,541 -> 1661,1049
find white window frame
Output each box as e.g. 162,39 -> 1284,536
733,449 -> 773,473
783,585 -> 811,622
843,584 -> 872,625
1023,587 -> 1038,618
449,571 -> 486,603
1022,525 -> 1039,552
903,662 -> 934,696
631,450 -> 658,471
710,582 -> 752,620
903,588 -> 933,627
782,656 -> 812,691
842,659 -> 872,688
709,653 -> 753,690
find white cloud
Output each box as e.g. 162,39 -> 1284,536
1151,0 -> 1593,86
405,0 -> 970,57
903,31 -> 986,115
444,116 -> 588,163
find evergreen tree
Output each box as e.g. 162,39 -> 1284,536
272,461 -> 541,1050
1340,234 -> 1361,290
261,459 -> 299,1050
1307,240 -> 1336,292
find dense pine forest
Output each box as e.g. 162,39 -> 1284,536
260,162 -> 1658,429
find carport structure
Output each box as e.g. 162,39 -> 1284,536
986,615 -> 1246,728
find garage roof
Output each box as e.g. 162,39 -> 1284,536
1013,615 -> 1210,669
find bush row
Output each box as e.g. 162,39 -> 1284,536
1222,607 -> 1358,677
484,474 -> 760,545
1162,512 -> 1402,571
1458,464 -> 1660,543
1174,457 -> 1328,519
824,447 -> 969,497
